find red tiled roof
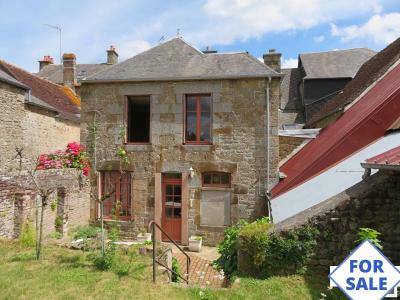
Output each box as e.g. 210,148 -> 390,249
0,60 -> 80,120
365,146 -> 400,166
272,61 -> 400,198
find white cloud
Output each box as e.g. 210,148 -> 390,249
117,39 -> 152,60
282,57 -> 298,68
331,13 -> 400,45
314,35 -> 325,43
196,0 -> 383,45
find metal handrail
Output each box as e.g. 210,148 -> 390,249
149,221 -> 191,284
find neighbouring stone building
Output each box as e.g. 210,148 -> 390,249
80,38 -> 282,245
0,60 -> 89,239
0,60 -> 81,174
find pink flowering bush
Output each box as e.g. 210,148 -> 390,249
36,142 -> 90,176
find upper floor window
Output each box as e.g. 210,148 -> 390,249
202,172 -> 231,188
185,94 -> 211,144
127,96 -> 150,143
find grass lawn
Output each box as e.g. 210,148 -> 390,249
0,240 -> 343,300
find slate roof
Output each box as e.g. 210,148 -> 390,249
280,68 -> 302,110
36,63 -> 111,84
307,37 -> 400,127
84,38 -> 280,82
0,68 -> 28,89
300,48 -> 376,79
0,60 -> 80,122
272,60 -> 400,198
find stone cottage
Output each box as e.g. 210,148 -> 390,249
0,60 -> 89,239
80,37 -> 282,245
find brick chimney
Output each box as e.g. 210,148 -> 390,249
62,53 -> 77,89
263,49 -> 281,73
38,55 -> 54,71
107,45 -> 118,65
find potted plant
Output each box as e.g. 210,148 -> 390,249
137,228 -> 152,243
189,235 -> 203,252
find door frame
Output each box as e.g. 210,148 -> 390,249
161,175 -> 182,242
154,172 -> 189,245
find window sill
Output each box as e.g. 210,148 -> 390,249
182,144 -> 212,152
201,187 -> 233,192
125,144 -> 152,152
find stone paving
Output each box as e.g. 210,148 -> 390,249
174,252 -> 226,288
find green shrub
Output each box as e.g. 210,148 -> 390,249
256,225 -> 319,277
356,227 -> 382,250
49,232 -> 63,239
171,257 -> 182,283
19,222 -> 35,248
215,220 -> 248,276
72,225 -> 101,240
215,216 -> 319,278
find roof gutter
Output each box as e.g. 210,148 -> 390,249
82,74 -> 283,84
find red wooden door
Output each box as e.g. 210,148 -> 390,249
161,175 -> 182,242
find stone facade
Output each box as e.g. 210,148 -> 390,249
273,170 -> 400,274
80,78 -> 280,245
279,135 -> 306,162
0,169 -> 90,239
0,81 -> 80,175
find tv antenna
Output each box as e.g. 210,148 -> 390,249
44,24 -> 62,64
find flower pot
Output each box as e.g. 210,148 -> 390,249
137,232 -> 152,243
189,236 -> 202,252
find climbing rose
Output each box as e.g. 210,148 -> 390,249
36,142 -> 90,176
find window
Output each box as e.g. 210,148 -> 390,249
100,171 -> 132,220
185,94 -> 211,144
202,172 -> 231,187
127,96 -> 150,143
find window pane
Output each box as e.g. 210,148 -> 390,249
200,112 -> 211,141
174,185 -> 181,196
203,174 -> 211,184
221,173 -> 230,185
174,208 -> 181,218
166,185 -> 173,195
186,96 -> 197,111
186,112 -> 197,141
174,196 -> 181,205
201,96 -> 211,112
212,175 -> 221,184
165,196 -> 174,206
166,207 -> 173,218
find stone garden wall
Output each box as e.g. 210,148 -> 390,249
0,169 -> 90,239
273,170 -> 400,273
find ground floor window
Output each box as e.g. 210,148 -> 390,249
100,171 -> 132,220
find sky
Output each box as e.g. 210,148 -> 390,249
1,0 -> 400,72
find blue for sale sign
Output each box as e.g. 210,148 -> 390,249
329,240 -> 400,299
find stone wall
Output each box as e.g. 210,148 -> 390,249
0,169 -> 90,239
273,170 -> 400,273
80,78 -> 280,245
0,81 -> 80,176
0,82 -> 25,174
279,135 -> 306,162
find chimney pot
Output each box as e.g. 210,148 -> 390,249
107,45 -> 118,65
263,49 -> 281,73
38,55 -> 54,71
62,53 -> 77,90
